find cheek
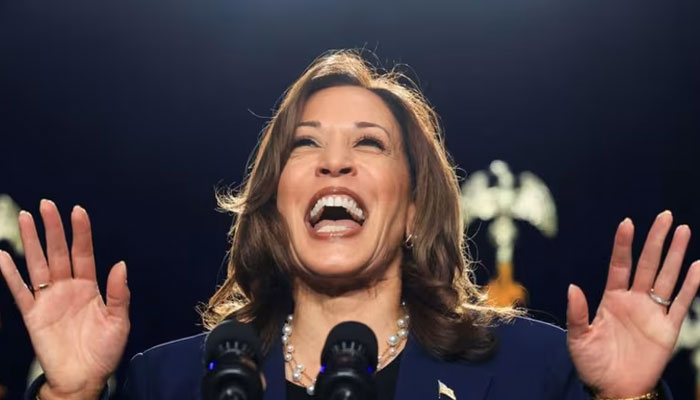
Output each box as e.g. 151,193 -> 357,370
368,161 -> 412,208
276,166 -> 297,220
277,160 -> 310,224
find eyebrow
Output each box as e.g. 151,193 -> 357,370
296,120 -> 390,136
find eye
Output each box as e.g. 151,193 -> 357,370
355,135 -> 386,151
292,137 -> 318,149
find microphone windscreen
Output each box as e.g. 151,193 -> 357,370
204,319 -> 262,364
321,321 -> 379,368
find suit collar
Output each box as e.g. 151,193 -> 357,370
261,335 -> 494,400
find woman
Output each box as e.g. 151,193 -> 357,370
1,50 -> 698,400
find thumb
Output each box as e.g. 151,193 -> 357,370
566,283 -> 590,341
105,261 -> 130,321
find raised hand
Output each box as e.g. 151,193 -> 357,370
567,211 -> 700,398
0,200 -> 130,400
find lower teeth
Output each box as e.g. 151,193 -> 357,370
317,225 -> 350,233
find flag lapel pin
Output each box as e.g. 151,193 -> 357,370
438,380 -> 457,400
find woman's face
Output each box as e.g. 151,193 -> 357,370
277,85 -> 415,280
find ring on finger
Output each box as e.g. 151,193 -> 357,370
648,287 -> 672,307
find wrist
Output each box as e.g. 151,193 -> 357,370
593,389 -> 659,400
38,382 -> 104,400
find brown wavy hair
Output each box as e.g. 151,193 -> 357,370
201,49 -> 515,362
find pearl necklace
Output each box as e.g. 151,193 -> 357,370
282,307 -> 409,396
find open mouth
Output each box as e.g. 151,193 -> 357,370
307,192 -> 366,235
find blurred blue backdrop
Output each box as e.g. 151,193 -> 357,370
0,0 -> 698,398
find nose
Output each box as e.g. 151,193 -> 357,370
315,145 -> 356,177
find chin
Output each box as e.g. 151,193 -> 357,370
291,253 -> 393,296
300,254 -> 371,277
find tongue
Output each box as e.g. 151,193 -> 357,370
314,219 -> 362,232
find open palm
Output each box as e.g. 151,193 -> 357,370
567,211 -> 700,398
0,200 -> 130,399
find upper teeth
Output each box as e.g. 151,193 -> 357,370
309,195 -> 365,222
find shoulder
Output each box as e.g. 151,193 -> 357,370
397,316 -> 585,399
492,315 -> 567,349
124,333 -> 207,399
479,316 -> 583,396
486,315 -> 569,366
131,332 -> 207,363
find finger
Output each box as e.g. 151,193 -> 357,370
669,261 -> 700,327
18,210 -> 51,290
0,250 -> 35,314
70,205 -> 97,281
652,225 -> 691,300
631,210 -> 674,292
105,261 -> 130,321
566,284 -> 590,340
39,199 -> 72,281
605,218 -> 635,291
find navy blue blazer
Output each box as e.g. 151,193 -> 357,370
27,316 -> 672,399
119,316 -> 672,400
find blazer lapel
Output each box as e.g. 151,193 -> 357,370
262,339 -> 286,400
394,337 -> 493,400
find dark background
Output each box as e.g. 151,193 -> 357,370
1,0 -> 698,398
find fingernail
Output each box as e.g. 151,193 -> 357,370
19,210 -> 30,218
568,284 -> 573,300
39,199 -> 53,210
657,210 -> 672,219
619,217 -> 631,227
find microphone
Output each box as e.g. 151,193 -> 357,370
201,319 -> 265,400
314,321 -> 379,400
